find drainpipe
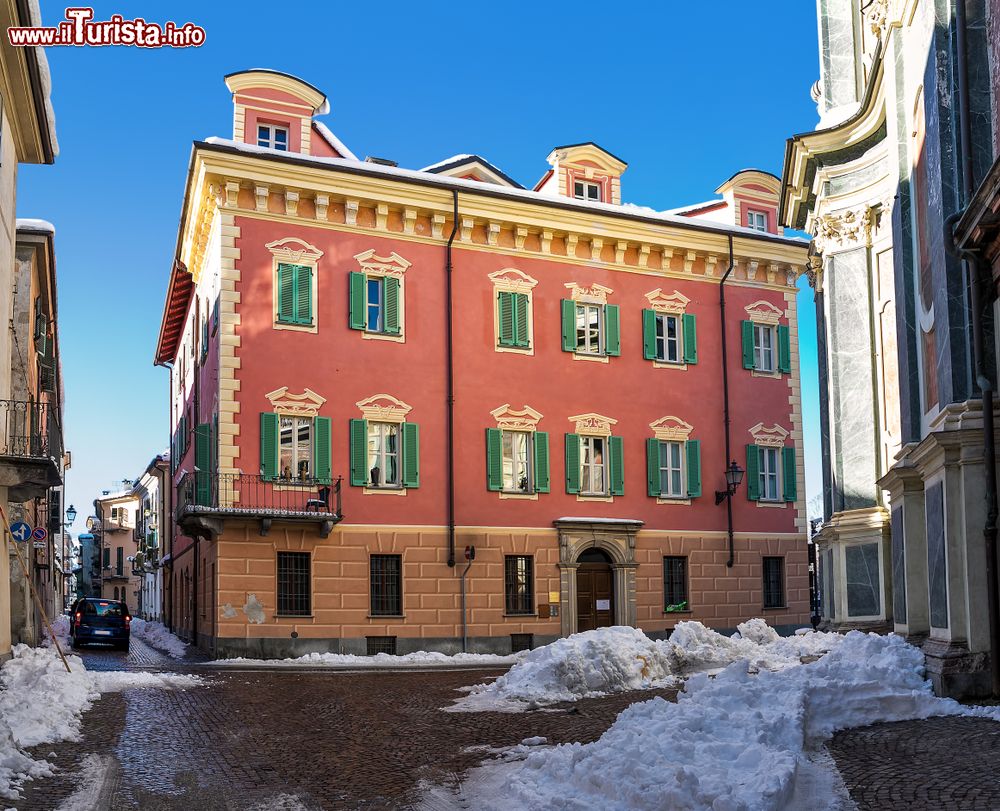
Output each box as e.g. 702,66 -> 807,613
952,0 -> 1000,698
719,234 -> 736,568
446,191 -> 459,568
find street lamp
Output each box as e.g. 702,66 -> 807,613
714,461 -> 746,505
65,504 -> 77,524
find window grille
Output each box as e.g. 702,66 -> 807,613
763,557 -> 786,609
504,555 -> 534,615
663,556 -> 688,610
277,552 -> 311,616
370,554 -> 402,616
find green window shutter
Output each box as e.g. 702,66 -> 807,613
782,445 -> 797,502
564,433 -> 580,494
746,444 -> 760,501
212,413 -> 219,473
402,422 -> 420,488
514,293 -> 530,347
260,413 -> 279,481
646,438 -> 659,497
486,428 -> 502,491
295,265 -> 313,324
609,435 -> 625,496
497,291 -> 514,346
276,264 -> 295,323
314,416 -> 332,484
561,300 -> 576,352
642,310 -> 657,360
777,324 -> 791,373
682,313 -> 698,365
534,431 -> 550,493
384,276 -> 400,334
348,272 -> 366,330
605,304 -> 621,356
349,419 -> 368,486
741,320 -> 755,369
200,319 -> 208,361
194,423 -> 211,506
686,439 -> 702,498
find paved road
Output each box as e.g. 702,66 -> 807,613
14,642 -> 676,810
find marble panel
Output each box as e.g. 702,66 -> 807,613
926,481 -> 948,629
847,542 -> 882,617
818,0 -> 860,112
891,505 -> 907,623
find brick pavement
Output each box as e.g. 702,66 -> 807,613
13,658 -> 677,810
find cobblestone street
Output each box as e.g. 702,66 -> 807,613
13,643 -> 677,810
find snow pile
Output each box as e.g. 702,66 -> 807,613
451,622 -> 842,711
454,632 -> 994,810
0,644 -> 202,799
210,649 -> 524,668
130,619 -> 189,658
451,627 -> 676,712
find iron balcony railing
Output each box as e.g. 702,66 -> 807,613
0,399 -> 60,459
176,472 -> 343,521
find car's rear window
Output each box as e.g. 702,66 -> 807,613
81,601 -> 126,617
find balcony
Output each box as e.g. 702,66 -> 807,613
176,472 -> 343,541
0,400 -> 62,500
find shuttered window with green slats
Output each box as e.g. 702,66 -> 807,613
276,263 -> 313,326
485,428 -> 550,494
562,301 -> 620,357
260,412 -> 331,484
194,423 -> 212,506
350,419 -> 419,489
497,291 -> 530,348
349,273 -> 401,335
742,320 -> 791,374
646,438 -> 701,499
643,311 -> 697,365
566,433 -> 623,496
746,443 -> 795,502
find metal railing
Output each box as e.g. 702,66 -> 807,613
0,399 -> 60,459
176,472 -> 343,520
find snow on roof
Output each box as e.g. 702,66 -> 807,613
555,517 -> 644,524
26,0 -> 58,158
16,218 -> 55,234
663,199 -> 727,216
420,154 -> 474,172
200,138 -> 808,246
312,121 -> 357,161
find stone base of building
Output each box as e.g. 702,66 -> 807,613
818,618 -> 893,634
922,637 -> 992,700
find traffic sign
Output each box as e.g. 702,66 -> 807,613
9,522 -> 30,543
31,527 -> 47,542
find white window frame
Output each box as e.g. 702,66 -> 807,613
746,210 -> 767,232
658,440 -> 685,498
501,430 -> 533,494
656,313 -> 682,364
368,421 -> 401,488
573,180 -> 602,202
580,435 -> 608,496
753,323 -> 775,372
257,124 -> 289,151
279,416 -> 313,481
576,302 -> 604,355
366,276 -> 384,333
758,446 -> 781,502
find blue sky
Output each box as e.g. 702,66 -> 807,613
18,1 -> 823,533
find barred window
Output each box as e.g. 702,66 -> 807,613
277,552 -> 311,616
504,555 -> 534,615
763,556 -> 785,609
663,556 -> 688,610
370,554 -> 402,616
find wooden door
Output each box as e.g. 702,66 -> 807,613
576,563 -> 614,631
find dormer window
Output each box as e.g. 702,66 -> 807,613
574,180 -> 602,202
258,124 -> 289,151
746,210 -> 768,232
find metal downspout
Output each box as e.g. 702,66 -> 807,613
446,191 -> 459,569
720,234 -> 736,568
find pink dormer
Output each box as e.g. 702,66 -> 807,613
224,69 -> 356,159
669,170 -> 783,235
533,142 -> 627,205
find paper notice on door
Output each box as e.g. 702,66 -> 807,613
596,599 -> 610,611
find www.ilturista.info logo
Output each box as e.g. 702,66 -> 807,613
7,7 -> 205,48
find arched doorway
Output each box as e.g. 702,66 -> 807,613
576,548 -> 614,631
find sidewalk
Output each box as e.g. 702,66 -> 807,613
829,715 -> 1000,810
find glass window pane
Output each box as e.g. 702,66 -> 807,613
274,128 -> 287,143
279,417 -> 294,479
296,420 -> 311,478
367,278 -> 382,331
574,182 -> 584,199
368,424 -> 382,486
385,424 -> 399,484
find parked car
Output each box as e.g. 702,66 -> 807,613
70,598 -> 131,650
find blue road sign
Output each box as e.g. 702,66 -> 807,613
9,522 -> 31,543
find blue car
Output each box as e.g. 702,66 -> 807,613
70,598 -> 131,650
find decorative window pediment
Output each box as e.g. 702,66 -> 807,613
565,282 -> 613,304
749,422 -> 789,448
355,393 -> 412,423
354,249 -> 411,279
645,289 -> 690,315
265,237 -> 324,264
488,268 -> 538,293
744,300 -> 783,325
568,412 -> 618,436
649,416 -> 694,442
491,404 -> 543,432
265,387 -> 326,417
